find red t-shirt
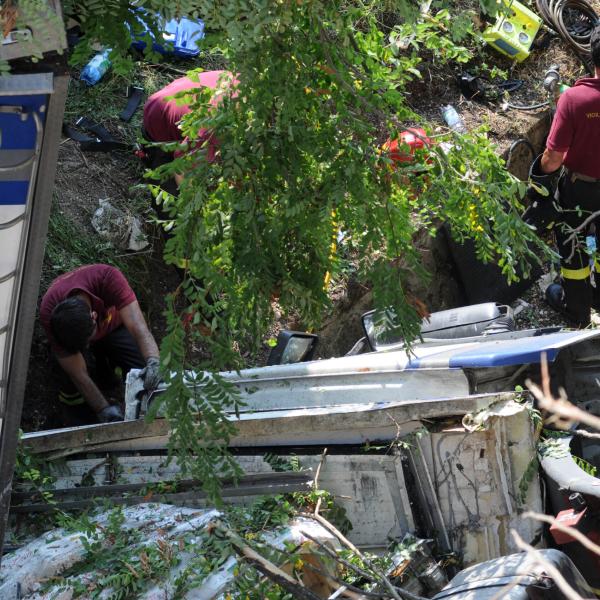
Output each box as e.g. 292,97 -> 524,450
546,77 -> 600,178
143,70 -> 228,161
40,264 -> 137,355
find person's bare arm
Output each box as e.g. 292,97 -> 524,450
57,353 -> 109,414
541,148 -> 564,173
120,301 -> 159,360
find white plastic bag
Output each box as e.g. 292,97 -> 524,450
91,198 -> 149,251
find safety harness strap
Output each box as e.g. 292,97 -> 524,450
120,86 -> 144,122
561,265 -> 591,280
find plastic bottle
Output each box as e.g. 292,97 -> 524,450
585,223 -> 597,266
587,224 -> 597,287
80,49 -> 112,86
441,105 -> 467,134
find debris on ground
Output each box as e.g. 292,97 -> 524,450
91,198 -> 149,251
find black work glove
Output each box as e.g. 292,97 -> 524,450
140,356 -> 161,392
98,404 -> 124,423
523,154 -> 561,230
526,154 -> 560,203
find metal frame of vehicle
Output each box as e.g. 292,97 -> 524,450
0,1 -> 68,559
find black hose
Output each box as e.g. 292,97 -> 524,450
507,138 -> 536,165
506,137 -> 536,169
535,0 -> 598,71
505,100 -> 550,110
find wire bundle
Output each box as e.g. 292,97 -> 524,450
536,0 -> 598,68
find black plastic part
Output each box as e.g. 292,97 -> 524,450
63,119 -> 133,152
457,72 -> 523,102
266,331 -> 318,366
75,116 -> 117,142
458,73 -> 487,101
62,122 -> 96,144
569,492 -> 587,511
496,79 -> 524,93
66,25 -> 81,49
120,86 -> 144,122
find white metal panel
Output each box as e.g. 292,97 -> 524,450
0,206 -> 26,222
0,278 -> 17,332
302,454 -> 414,547
419,399 -> 542,565
233,368 -> 471,411
0,220 -> 24,278
134,369 -> 471,418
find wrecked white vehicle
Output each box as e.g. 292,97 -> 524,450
8,302 -> 600,597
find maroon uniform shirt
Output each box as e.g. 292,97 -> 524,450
143,70 -> 229,161
40,264 -> 137,355
546,77 -> 600,179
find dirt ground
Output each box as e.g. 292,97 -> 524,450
20,20 -> 588,432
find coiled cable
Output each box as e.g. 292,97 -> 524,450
535,0 -> 598,70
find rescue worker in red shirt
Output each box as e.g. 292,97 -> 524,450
527,25 -> 600,327
40,265 -> 161,423
143,70 -> 234,190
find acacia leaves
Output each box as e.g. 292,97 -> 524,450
144,1 -> 555,500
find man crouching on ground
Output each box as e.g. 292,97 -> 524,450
40,264 -> 161,424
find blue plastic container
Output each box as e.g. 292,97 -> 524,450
80,49 -> 111,86
130,14 -> 204,58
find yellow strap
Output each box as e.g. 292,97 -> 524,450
529,181 -> 550,197
323,209 -> 338,291
58,391 -> 85,406
595,259 -> 600,272
561,265 -> 591,280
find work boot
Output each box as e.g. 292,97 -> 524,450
545,283 -> 565,313
545,283 -> 589,327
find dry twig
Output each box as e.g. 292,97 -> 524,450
213,521 -> 322,600
528,378 -> 600,432
314,447 -> 328,516
562,208 -> 600,245
299,512 -> 424,600
526,353 -> 600,431
525,511 -> 600,557
518,357 -> 597,600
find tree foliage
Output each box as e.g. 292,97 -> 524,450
151,0 -> 551,498
4,0 -> 553,500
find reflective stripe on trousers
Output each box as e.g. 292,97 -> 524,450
58,391 -> 85,406
561,260 -> 600,281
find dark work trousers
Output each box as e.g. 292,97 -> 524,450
141,128 -> 178,223
554,174 -> 600,327
56,325 -> 145,426
140,128 -> 187,281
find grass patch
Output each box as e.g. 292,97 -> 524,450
64,50 -> 229,144
43,197 -> 152,298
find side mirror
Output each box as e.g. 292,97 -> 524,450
266,331 -> 319,366
361,309 -> 403,352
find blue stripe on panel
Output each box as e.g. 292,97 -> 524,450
0,94 -> 47,150
0,181 -> 29,205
